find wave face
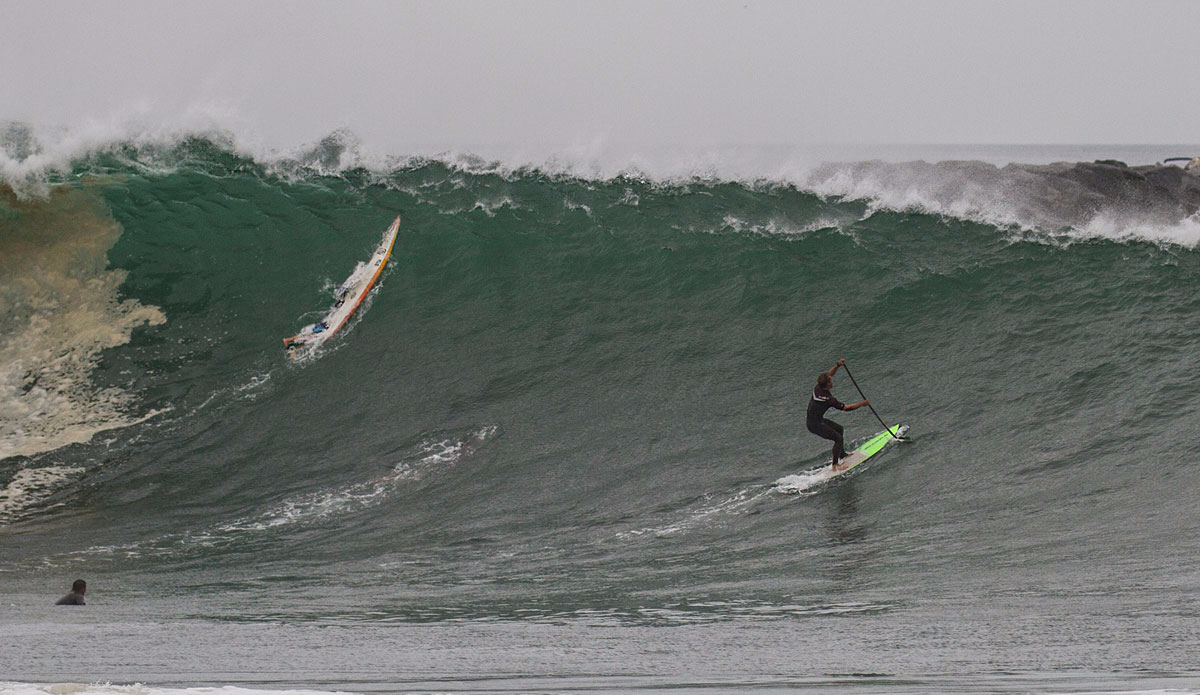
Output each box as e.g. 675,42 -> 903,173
2,132 -> 1200,689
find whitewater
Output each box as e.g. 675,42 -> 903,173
2,124 -> 1199,695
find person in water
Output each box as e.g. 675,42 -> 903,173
55,578 -> 86,605
807,359 -> 869,470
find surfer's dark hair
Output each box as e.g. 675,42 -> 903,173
816,373 -> 831,388
72,579 -> 86,592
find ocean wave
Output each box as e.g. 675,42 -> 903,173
804,158 -> 1200,248
3,123 -> 1196,469
5,119 -> 1198,246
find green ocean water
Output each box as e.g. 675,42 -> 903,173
2,137 -> 1199,693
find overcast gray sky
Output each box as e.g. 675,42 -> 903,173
3,0 -> 1198,151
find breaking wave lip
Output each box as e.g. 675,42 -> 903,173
1071,213 -> 1200,247
0,116 -> 249,198
6,117 -> 1200,248
2,115 -> 1189,181
802,159 -> 1200,249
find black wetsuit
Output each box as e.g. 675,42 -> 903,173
806,384 -> 847,463
55,592 -> 85,605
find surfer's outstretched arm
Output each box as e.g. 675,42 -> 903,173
823,358 -> 846,381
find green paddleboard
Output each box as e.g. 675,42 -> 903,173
832,424 -> 908,475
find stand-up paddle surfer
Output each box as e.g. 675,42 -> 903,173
807,359 -> 870,471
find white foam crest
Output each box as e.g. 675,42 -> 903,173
8,115 -> 1198,247
259,140 -> 1200,250
804,162 -> 1027,230
1,107 -> 253,198
2,116 -> 819,196
3,111 -> 1190,182
801,160 -> 1200,248
1072,213 -> 1200,248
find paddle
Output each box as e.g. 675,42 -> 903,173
842,362 -> 903,439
